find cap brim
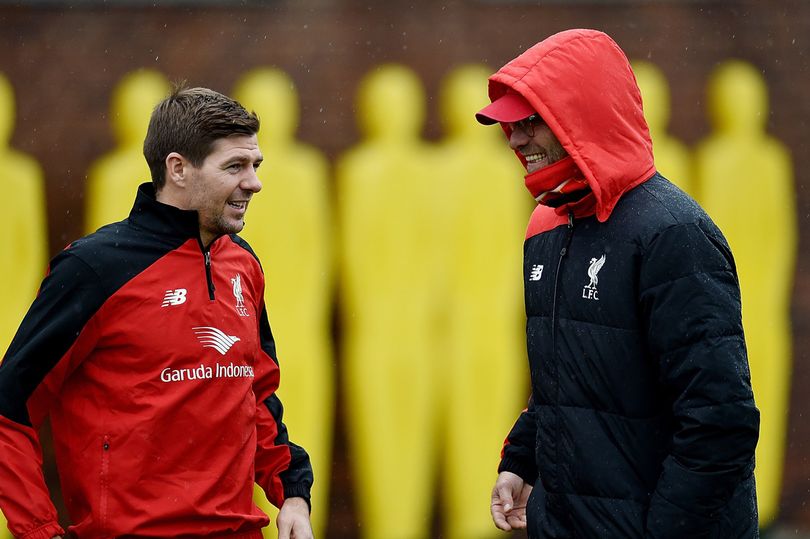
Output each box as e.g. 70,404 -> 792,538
475,91 -> 536,125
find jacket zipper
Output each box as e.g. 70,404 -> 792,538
551,211 -> 575,376
549,211 -> 574,494
201,242 -> 216,300
99,435 -> 111,535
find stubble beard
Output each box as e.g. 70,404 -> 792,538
547,141 -> 569,166
201,209 -> 245,242
215,214 -> 245,237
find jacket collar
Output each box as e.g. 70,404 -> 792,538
128,183 -> 202,240
524,156 -> 588,203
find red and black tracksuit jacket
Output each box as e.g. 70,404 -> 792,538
0,184 -> 312,539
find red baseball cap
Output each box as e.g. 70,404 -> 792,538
475,90 -> 536,125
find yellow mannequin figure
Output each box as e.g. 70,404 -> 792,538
336,64 -> 440,539
0,73 -> 47,361
631,60 -> 693,195
694,60 -> 796,527
232,68 -> 335,539
85,69 -> 170,233
0,73 -> 46,538
435,65 -> 531,539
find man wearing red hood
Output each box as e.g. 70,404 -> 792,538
478,29 -> 759,538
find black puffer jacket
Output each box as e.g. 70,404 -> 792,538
491,30 -> 760,538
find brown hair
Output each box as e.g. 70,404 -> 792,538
143,84 -> 260,190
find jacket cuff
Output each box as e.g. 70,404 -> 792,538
20,522 -> 64,539
498,454 -> 538,486
283,483 -> 312,512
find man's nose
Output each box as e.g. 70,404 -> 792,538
243,168 -> 262,193
509,127 -> 529,150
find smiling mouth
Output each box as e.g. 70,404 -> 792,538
227,201 -> 247,210
524,151 -> 549,171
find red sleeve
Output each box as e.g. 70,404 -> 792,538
0,252 -> 104,538
0,415 -> 64,539
251,303 -> 313,508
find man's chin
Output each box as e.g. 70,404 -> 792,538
228,222 -> 246,235
211,219 -> 246,238
526,163 -> 546,174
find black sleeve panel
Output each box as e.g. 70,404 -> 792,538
257,299 -> 278,367
0,251 -> 107,426
263,393 -> 315,504
639,222 -> 759,536
0,223 -> 189,427
498,396 -> 539,485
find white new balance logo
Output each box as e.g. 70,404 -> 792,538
162,289 -> 187,307
193,326 -> 241,355
529,265 -> 544,281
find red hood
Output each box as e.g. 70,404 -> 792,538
489,29 -> 655,222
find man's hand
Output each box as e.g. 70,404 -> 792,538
491,471 -> 532,531
277,496 -> 314,539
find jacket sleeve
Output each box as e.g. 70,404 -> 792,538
498,396 -> 538,485
252,304 -> 313,509
639,222 -> 759,538
0,251 -> 105,539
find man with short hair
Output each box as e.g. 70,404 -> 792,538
478,29 -> 759,538
0,86 -> 314,539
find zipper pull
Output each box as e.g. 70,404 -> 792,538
203,249 -> 216,298
561,211 -> 574,256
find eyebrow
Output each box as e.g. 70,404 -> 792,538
223,154 -> 263,166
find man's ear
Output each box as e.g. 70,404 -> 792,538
165,152 -> 190,189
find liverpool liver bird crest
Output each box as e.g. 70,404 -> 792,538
586,254 -> 606,289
